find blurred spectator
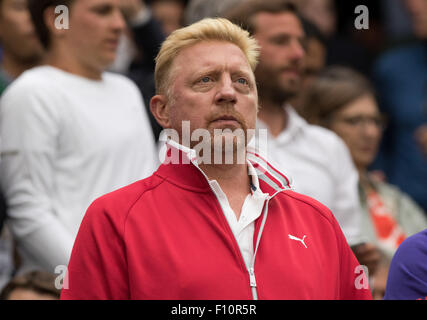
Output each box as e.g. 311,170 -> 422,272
184,0 -> 243,25
0,0 -> 44,291
299,18 -> 327,89
384,228 -> 427,300
404,0 -> 427,39
0,193 -> 4,233
119,0 -> 167,141
380,0 -> 413,42
298,0 -> 384,78
0,191 -> 8,291
301,66 -> 427,299
290,18 -> 327,112
226,0 -> 379,273
149,0 -> 186,35
0,0 -> 158,275
108,29 -> 138,75
372,0 -> 427,213
298,0 -> 336,38
0,0 -> 43,93
0,270 -> 60,299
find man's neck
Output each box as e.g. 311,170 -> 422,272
44,47 -> 102,81
258,99 -> 288,138
199,161 -> 250,190
199,161 -> 251,220
1,53 -> 40,79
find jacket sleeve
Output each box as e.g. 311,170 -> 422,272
60,197 -> 129,300
384,230 -> 427,300
0,85 -> 75,271
331,215 -> 373,300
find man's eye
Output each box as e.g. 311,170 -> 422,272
271,37 -> 290,46
92,5 -> 112,15
200,77 -> 212,83
236,78 -> 248,85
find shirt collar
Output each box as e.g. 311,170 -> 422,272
158,139 -> 292,196
166,139 -> 261,193
257,104 -> 307,145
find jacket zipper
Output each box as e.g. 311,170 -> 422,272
191,159 -> 285,300
247,190 -> 282,300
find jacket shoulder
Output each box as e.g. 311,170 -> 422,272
276,189 -> 337,225
87,174 -> 165,223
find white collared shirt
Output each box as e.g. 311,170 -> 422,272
208,162 -> 269,269
254,106 -> 365,246
166,139 -> 269,269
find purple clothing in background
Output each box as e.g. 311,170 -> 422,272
384,229 -> 427,300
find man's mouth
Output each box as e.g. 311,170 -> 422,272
281,67 -> 301,77
214,115 -> 238,121
105,38 -> 120,49
211,115 -> 241,126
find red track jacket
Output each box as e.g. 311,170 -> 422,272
61,145 -> 372,300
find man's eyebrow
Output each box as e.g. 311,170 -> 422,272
231,69 -> 253,80
191,68 -> 222,79
270,32 -> 306,41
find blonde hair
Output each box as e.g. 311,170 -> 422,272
154,17 -> 260,97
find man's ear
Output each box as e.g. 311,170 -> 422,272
150,95 -> 171,129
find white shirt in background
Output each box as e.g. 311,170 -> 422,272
254,106 -> 365,246
0,66 -> 159,273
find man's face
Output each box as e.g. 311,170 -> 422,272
167,41 -> 258,150
253,11 -> 305,104
64,0 -> 126,72
404,0 -> 427,39
0,0 -> 43,65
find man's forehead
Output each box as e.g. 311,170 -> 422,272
253,11 -> 304,36
174,40 -> 253,72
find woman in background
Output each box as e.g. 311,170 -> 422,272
301,66 -> 427,299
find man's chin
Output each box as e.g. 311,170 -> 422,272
275,83 -> 300,102
212,132 -> 246,150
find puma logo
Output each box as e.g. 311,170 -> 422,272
288,234 -> 307,248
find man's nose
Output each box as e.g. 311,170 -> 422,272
289,38 -> 305,61
112,8 -> 126,32
215,77 -> 237,105
364,120 -> 382,138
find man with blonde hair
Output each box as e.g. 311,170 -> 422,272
61,18 -> 371,300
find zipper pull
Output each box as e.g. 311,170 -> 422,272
249,268 -> 257,287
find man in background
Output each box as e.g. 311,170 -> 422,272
0,0 -> 44,290
0,0 -> 157,275
227,0 -> 380,274
0,0 -> 43,94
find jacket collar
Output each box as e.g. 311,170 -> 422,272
155,140 -> 293,197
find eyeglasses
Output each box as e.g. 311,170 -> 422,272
334,115 -> 387,130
